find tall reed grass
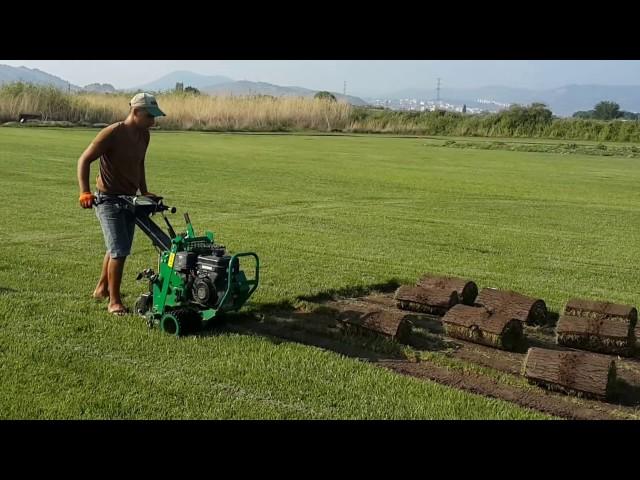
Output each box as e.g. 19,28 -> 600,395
2,83 -> 640,142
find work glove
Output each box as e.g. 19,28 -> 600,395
79,192 -> 96,209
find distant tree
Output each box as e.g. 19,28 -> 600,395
593,101 -> 622,120
184,86 -> 200,95
462,104 -> 467,114
175,82 -> 184,92
572,110 -> 594,119
314,91 -> 337,102
495,102 -> 553,134
573,105 -> 637,120
528,102 -> 553,122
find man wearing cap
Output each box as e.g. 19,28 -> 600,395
76,93 -> 166,315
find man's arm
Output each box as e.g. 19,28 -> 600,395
139,157 -> 149,195
139,131 -> 152,196
77,142 -> 104,194
77,128 -> 110,207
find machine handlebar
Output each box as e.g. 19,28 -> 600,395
93,193 -> 176,215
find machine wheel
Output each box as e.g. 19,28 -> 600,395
160,309 -> 202,337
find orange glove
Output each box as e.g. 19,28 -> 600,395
79,192 -> 96,209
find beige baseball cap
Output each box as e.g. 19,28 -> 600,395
129,92 -> 166,117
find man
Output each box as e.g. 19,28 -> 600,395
77,93 -> 165,315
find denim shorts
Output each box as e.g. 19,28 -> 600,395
95,199 -> 136,258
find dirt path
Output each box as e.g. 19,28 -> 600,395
216,291 -> 640,420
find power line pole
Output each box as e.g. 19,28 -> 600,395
436,78 -> 441,103
343,80 -> 347,96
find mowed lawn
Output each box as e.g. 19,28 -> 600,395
2,127 -> 640,419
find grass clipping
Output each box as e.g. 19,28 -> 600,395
442,304 -> 524,351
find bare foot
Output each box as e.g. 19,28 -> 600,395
108,303 -> 129,316
92,289 -> 110,300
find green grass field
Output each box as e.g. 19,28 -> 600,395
2,127 -> 640,419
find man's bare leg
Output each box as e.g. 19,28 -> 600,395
107,256 -> 127,314
93,251 -> 110,299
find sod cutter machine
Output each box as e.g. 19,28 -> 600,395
96,194 -> 259,336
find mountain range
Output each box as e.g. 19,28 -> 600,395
133,71 -> 367,105
0,65 -> 366,105
373,85 -> 640,116
133,70 -> 234,91
3,64 -> 640,116
0,64 -> 83,91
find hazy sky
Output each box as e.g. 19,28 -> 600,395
2,60 -> 640,97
